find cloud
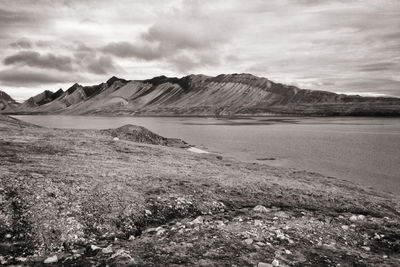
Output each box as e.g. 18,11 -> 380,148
9,39 -> 33,49
359,62 -> 398,72
85,55 -> 117,75
3,51 -> 73,72
0,68 -> 83,86
102,41 -> 163,60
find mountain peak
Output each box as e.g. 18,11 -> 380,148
66,83 -> 82,94
106,76 -> 128,86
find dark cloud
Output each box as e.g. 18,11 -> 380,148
4,51 -> 73,72
0,68 -> 81,86
85,55 -> 117,75
0,8 -> 36,25
102,42 -> 163,60
9,39 -> 33,49
359,62 -> 398,72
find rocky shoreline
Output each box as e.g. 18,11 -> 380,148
0,115 -> 399,266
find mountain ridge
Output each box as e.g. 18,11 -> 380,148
2,73 -> 400,116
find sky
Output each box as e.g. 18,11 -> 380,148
0,0 -> 399,101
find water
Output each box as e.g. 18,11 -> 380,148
13,115 -> 400,194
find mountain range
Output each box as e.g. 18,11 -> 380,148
1,73 -> 400,116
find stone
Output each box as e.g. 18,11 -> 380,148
349,215 -> 358,222
145,209 -> 152,215
244,238 -> 254,245
90,245 -> 101,250
285,249 -> 292,254
258,262 -> 273,267
5,234 -> 11,239
253,205 -> 271,213
272,259 -> 280,266
113,137 -> 119,141
102,245 -> 113,254
341,225 -> 349,230
44,255 -> 58,264
191,216 -> 204,224
357,215 -> 365,220
254,219 -> 263,226
129,235 -> 135,240
362,246 -> 370,251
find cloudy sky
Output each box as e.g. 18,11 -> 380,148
0,0 -> 399,101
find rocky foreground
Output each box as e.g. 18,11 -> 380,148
0,115 -> 399,266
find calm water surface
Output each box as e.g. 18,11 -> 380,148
13,115 -> 400,194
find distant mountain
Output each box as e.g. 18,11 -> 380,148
0,90 -> 19,112
3,74 -> 400,116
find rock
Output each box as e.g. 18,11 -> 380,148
191,216 -> 204,224
16,257 -> 27,262
145,209 -> 152,215
91,244 -> 101,251
383,255 -> 388,259
44,255 -> 58,264
362,246 -> 371,251
253,205 -> 271,213
349,215 -> 358,221
256,242 -> 265,246
272,259 -> 280,266
285,249 -> 292,254
258,262 -> 273,267
102,245 -> 113,254
244,238 -> 254,245
129,235 -> 135,240
113,137 -> 119,141
110,249 -> 133,260
254,219 -> 263,226
357,215 -> 365,220
5,234 -> 11,239
274,211 -> 289,218
341,225 -> 349,230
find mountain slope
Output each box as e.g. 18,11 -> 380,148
0,90 -> 20,112
5,74 -> 400,116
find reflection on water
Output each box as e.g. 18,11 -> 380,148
13,115 -> 400,194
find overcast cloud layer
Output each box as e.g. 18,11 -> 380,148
0,0 -> 399,101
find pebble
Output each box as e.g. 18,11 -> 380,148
272,259 -> 280,266
285,249 -> 292,254
44,255 -> 58,264
5,234 -> 11,239
244,238 -> 254,245
102,245 -> 113,254
341,225 -> 349,230
90,245 -> 101,250
258,262 -> 273,267
191,216 -> 204,224
254,219 -> 263,226
361,246 -> 371,252
253,205 -> 271,213
129,235 -> 135,240
113,137 -> 119,141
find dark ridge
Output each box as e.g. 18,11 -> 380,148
0,91 -> 17,103
50,89 -> 64,101
106,76 -> 129,86
66,83 -> 82,94
143,75 -> 197,92
36,90 -> 56,106
82,84 -> 103,98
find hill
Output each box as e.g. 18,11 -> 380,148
0,91 -> 19,112
3,74 -> 400,116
